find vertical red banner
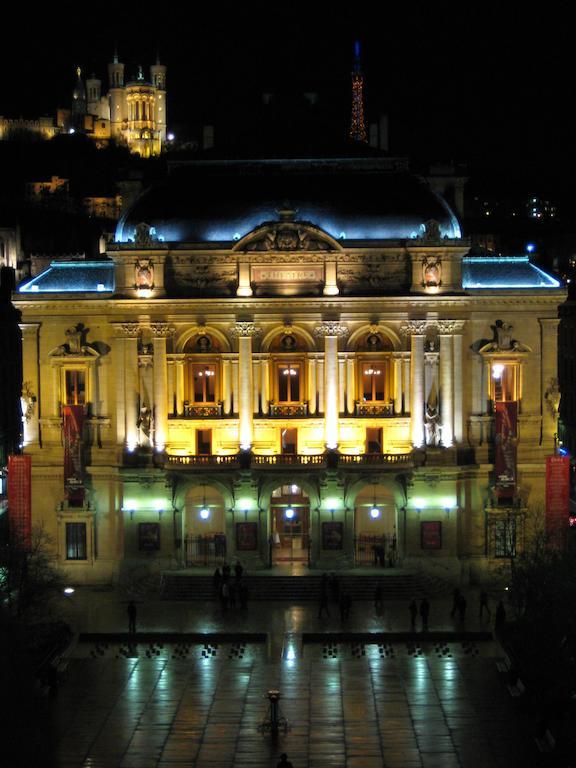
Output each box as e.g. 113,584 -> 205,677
63,405 -> 84,503
495,402 -> 517,499
546,455 -> 570,543
7,455 -> 32,547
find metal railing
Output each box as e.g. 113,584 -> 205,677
253,454 -> 325,467
354,534 -> 398,566
166,454 -> 239,468
184,534 -> 227,566
339,452 -> 412,466
166,451 -> 412,469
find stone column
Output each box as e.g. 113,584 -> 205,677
167,360 -> 175,416
452,326 -> 465,444
231,360 -> 239,414
308,358 -> 317,415
346,357 -> 355,415
151,323 -> 173,451
261,359 -> 270,415
338,357 -> 346,414
122,323 -> 140,451
393,355 -> 403,415
315,322 -> 349,450
222,358 -> 232,415
176,358 -> 185,416
438,323 -> 454,448
20,323 -> 41,447
403,321 -> 426,448
231,322 -> 261,450
317,359 -> 325,414
402,354 -> 411,414
253,360 -> 260,414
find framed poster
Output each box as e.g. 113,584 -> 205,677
236,522 -> 258,551
421,521 -> 442,550
322,521 -> 343,550
139,522 -> 160,551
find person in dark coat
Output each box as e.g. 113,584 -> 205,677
222,562 -> 231,583
450,587 -> 461,618
127,601 -> 137,635
234,560 -> 244,582
329,572 -> 340,603
277,754 -> 294,768
457,594 -> 467,622
419,598 -> 430,631
409,598 -> 418,629
479,589 -> 491,620
213,567 -> 222,593
495,600 -> 506,629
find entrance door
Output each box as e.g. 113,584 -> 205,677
270,485 -> 310,564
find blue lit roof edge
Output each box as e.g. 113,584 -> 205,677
18,261 -> 115,294
462,256 -> 562,289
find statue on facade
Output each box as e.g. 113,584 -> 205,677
137,405 -> 153,445
425,403 -> 441,447
492,320 -> 514,350
423,257 -> 442,288
134,222 -> 156,246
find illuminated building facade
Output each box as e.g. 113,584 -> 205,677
14,156 -> 565,584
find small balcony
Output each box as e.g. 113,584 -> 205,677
252,453 -> 326,468
173,402 -> 223,418
165,454 -> 239,469
355,402 -> 395,417
338,452 -> 412,466
268,402 -> 309,417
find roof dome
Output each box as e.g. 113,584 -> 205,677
116,157 -> 462,244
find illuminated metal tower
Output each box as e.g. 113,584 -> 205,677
349,41 -> 367,143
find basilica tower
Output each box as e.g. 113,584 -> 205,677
108,50 -> 126,142
150,54 -> 167,143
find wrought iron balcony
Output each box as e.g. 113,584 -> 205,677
355,402 -> 395,417
269,402 -> 309,417
172,402 -> 223,418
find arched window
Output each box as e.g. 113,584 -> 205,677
355,332 -> 394,410
183,334 -> 221,411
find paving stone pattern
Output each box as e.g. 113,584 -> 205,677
52,643 -> 539,768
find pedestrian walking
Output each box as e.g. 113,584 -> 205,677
457,594 -> 467,622
409,598 -> 418,629
495,599 -> 506,629
374,584 -> 383,612
450,587 -> 461,618
222,562 -> 231,583
277,754 -> 294,768
420,598 -> 430,632
318,590 -> 330,619
234,559 -> 244,582
329,572 -> 340,604
239,581 -> 249,609
213,566 -> 222,594
343,593 -> 352,620
127,600 -> 137,635
229,581 -> 237,608
479,589 -> 491,620
220,581 -> 230,611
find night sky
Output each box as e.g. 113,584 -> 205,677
2,6 -> 574,186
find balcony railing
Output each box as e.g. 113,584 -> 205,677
166,451 -> 413,469
252,453 -> 326,467
166,454 -> 239,468
339,452 -> 412,466
269,403 -> 309,417
355,402 -> 395,417
178,402 -> 223,418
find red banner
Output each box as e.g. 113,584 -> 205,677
63,405 -> 84,503
7,455 -> 31,547
546,455 -> 570,543
495,402 -> 517,499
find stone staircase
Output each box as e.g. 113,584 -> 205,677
160,571 -> 432,602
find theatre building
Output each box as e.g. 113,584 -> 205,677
14,155 -> 566,584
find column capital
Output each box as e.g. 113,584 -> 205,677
230,322 -> 262,338
19,322 -> 41,338
436,320 -> 466,334
112,322 -> 141,338
400,320 -> 428,336
150,322 -> 175,338
313,321 -> 349,338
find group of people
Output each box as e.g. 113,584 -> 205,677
409,597 -> 430,631
318,572 -> 352,621
214,560 -> 249,610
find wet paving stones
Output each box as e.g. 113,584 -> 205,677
47,640 -> 545,767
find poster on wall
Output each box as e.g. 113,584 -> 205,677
63,405 -> 84,503
236,522 -> 258,551
546,455 -> 570,544
421,521 -> 442,550
495,401 -> 517,499
322,521 -> 343,550
7,454 -> 32,548
139,523 -> 160,551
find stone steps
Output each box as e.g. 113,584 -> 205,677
160,573 -> 429,602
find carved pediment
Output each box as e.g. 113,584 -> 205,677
235,221 -> 339,253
